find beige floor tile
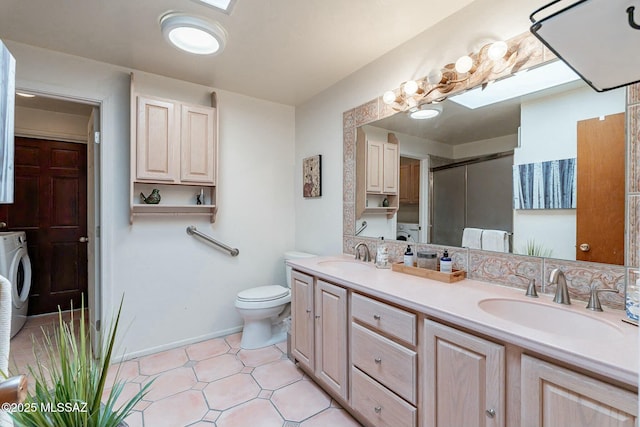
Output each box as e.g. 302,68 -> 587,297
138,347 -> 189,375
271,379 -> 331,422
216,398 -> 283,427
186,338 -> 230,361
193,353 -> 243,382
237,346 -> 282,367
143,390 -> 208,427
203,373 -> 260,410
252,359 -> 303,390
143,366 -> 198,401
301,408 -> 363,427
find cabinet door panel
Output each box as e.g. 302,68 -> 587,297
315,279 -> 348,400
367,141 -> 384,193
136,96 -> 179,182
424,319 -> 505,427
291,271 -> 315,372
521,355 -> 637,427
180,105 -> 216,184
383,143 -> 398,194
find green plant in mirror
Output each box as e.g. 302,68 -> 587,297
10,298 -> 152,427
520,239 -> 553,258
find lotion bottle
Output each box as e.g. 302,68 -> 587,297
440,249 -> 452,273
376,237 -> 391,269
404,245 -> 414,267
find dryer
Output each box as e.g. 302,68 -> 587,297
0,231 -> 32,337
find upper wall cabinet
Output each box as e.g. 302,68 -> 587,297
356,128 -> 399,219
130,73 -> 218,223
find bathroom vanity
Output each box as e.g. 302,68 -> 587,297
288,255 -> 638,427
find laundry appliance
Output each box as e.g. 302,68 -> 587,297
0,231 -> 32,337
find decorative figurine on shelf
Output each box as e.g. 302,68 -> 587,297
382,197 -> 389,207
196,188 -> 205,205
140,189 -> 161,204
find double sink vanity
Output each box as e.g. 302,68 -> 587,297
288,255 -> 638,427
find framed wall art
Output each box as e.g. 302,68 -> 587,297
303,154 -> 322,198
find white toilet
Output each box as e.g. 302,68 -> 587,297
235,251 -> 315,349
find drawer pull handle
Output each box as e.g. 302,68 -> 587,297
306,309 -> 311,313
374,406 -> 382,414
486,409 -> 496,418
373,314 -> 381,320
374,357 -> 382,364
315,315 -> 320,319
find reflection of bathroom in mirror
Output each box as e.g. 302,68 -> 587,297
355,60 -> 626,265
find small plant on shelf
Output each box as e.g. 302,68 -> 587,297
520,239 -> 553,258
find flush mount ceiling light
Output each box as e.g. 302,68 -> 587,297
408,103 -> 442,120
530,0 -> 640,91
160,13 -> 227,55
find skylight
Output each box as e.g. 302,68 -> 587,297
449,60 -> 581,109
193,0 -> 237,14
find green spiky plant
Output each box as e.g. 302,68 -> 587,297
10,299 -> 152,427
521,239 -> 553,258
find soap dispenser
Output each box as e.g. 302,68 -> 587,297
440,249 -> 452,273
375,237 -> 391,269
404,245 -> 414,267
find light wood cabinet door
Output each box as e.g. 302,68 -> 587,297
291,271 -> 315,372
410,163 -> 420,203
400,164 -> 411,203
383,142 -> 398,194
315,279 -> 348,401
521,355 -> 637,427
136,96 -> 179,182
366,140 -> 384,193
424,319 -> 505,427
180,104 -> 216,184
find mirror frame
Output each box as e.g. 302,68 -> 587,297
342,32 -> 640,310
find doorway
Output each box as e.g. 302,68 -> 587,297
0,95 -> 100,319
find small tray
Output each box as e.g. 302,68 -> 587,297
391,262 -> 466,283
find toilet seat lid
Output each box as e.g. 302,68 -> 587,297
237,285 -> 289,302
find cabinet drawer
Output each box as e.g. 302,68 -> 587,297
352,293 -> 416,345
352,367 -> 416,427
352,322 -> 417,404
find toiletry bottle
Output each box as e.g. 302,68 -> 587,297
376,237 -> 391,269
404,245 -> 413,267
440,249 -> 452,273
626,276 -> 640,322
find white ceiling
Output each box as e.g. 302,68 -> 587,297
0,0 -> 475,106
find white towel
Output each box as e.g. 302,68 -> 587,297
461,228 -> 483,249
482,229 -> 509,253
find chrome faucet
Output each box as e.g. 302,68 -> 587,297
354,242 -> 371,262
586,282 -> 619,311
549,268 -> 571,305
516,274 -> 538,298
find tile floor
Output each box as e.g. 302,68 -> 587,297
9,313 -> 363,427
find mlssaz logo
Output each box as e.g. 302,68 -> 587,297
627,6 -> 640,29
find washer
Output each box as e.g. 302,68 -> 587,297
397,223 -> 420,242
0,231 -> 32,338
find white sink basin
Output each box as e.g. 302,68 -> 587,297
478,298 -> 623,338
317,259 -> 373,271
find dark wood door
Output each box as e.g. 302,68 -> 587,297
576,113 -> 625,265
0,137 -> 87,314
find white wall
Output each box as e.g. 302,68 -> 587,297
7,41 -> 296,358
453,134 -> 517,159
513,85 -> 625,259
15,106 -> 90,143
294,0 -> 551,255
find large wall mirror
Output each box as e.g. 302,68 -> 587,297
346,35 -> 630,268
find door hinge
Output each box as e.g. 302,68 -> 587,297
96,226 -> 100,238
94,131 -> 101,144
95,319 -> 101,332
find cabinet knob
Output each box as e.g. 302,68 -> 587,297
374,406 -> 382,414
374,357 -> 382,364
315,315 -> 320,319
373,314 -> 381,320
485,409 -> 496,418
306,309 -> 311,313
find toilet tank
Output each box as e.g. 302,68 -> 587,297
284,251 -> 316,288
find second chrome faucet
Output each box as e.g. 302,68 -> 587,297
549,268 -> 571,305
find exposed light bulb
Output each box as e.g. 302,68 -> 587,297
427,70 -> 444,85
403,80 -> 419,96
455,55 -> 474,74
382,90 -> 397,105
488,41 -> 508,60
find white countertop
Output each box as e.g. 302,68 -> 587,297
288,254 -> 639,387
